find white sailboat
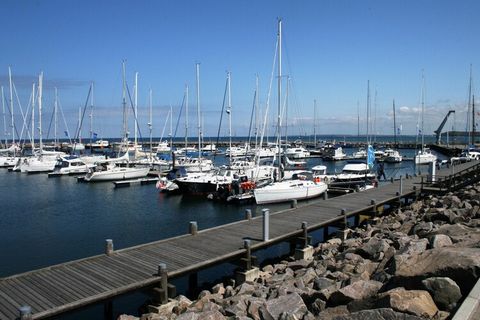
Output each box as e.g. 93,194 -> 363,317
254,19 -> 327,205
415,72 -> 437,165
84,62 -> 149,182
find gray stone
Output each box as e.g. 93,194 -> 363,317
429,234 -> 453,249
394,247 -> 480,293
398,238 -> 428,255
421,277 -> 462,311
175,312 -> 199,320
378,287 -> 438,318
259,293 -> 307,320
356,237 -> 391,261
313,277 -> 337,291
310,298 -> 326,315
333,308 -> 424,319
117,315 -> 140,320
329,280 -> 383,306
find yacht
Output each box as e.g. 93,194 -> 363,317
254,172 -> 327,204
284,146 -> 310,159
383,148 -> 403,163
328,162 -> 376,188
83,153 -> 150,182
324,147 -> 347,161
49,156 -> 93,176
414,148 -> 437,165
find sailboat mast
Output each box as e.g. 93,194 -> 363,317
31,83 -> 35,150
313,99 -> 317,147
8,67 -> 14,145
227,71 -> 232,167
134,72 -> 138,147
366,80 -> 370,145
1,87 -> 6,146
393,99 -> 397,147
277,18 -> 282,176
467,64 -> 473,146
357,100 -> 360,138
473,94 -> 476,146
38,72 -> 43,152
54,87 -> 58,147
195,63 -> 202,165
421,71 -> 425,150
149,88 -> 153,159
122,61 -> 127,146
185,84 -> 189,149
89,82 -> 94,146
255,75 -> 259,150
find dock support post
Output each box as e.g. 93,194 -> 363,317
157,263 -> 169,304
19,306 -> 32,320
291,199 -> 298,208
323,191 -> 328,200
337,208 -> 349,241
370,199 -> 377,218
323,226 -> 329,241
421,176 -> 424,193
295,221 -> 314,260
245,209 -> 252,220
189,221 -> 198,235
262,209 -> 270,241
105,239 -> 114,256
188,272 -> 198,297
399,175 -> 403,195
236,239 -> 259,284
104,300 -> 113,320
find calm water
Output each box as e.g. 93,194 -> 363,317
0,147 -> 442,318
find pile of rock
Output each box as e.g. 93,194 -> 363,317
120,184 -> 480,320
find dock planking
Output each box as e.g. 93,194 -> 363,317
1,160 -> 478,319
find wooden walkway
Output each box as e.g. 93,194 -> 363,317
0,160 -> 477,319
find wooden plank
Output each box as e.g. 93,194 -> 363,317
18,274 -> 72,306
35,270 -> 86,301
0,278 -> 51,312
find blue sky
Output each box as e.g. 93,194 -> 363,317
1,0 -> 479,140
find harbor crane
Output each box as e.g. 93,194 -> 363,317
434,110 -> 455,144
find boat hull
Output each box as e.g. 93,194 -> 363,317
254,181 -> 327,204
85,167 -> 150,182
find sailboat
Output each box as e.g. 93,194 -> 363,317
384,99 -> 403,163
84,62 -> 149,182
254,19 -> 327,205
414,72 -> 437,165
21,72 -> 66,173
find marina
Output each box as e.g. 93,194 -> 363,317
1,153 -> 475,320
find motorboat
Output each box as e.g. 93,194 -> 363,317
174,168 -> 236,195
83,152 -> 150,182
89,140 -> 109,148
284,146 -> 310,159
154,141 -> 171,153
254,172 -> 327,204
49,156 -> 93,176
324,147 -> 347,161
175,157 -> 214,173
383,148 -> 403,163
329,162 -> 376,188
352,148 -> 367,159
414,148 -> 437,165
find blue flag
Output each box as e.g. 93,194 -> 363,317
64,131 -> 69,137
93,132 -> 98,139
367,144 -> 375,169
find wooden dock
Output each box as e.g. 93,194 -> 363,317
1,160 -> 479,320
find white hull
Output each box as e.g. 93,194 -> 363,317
254,180 -> 327,204
85,167 -> 150,182
0,156 -> 17,167
23,158 -> 57,173
415,151 -> 437,165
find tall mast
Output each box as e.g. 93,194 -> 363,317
122,61 -> 127,146
148,88 -> 153,159
134,72 -> 138,147
54,87 -> 58,147
357,100 -> 360,138
185,84 -> 189,149
366,80 -> 370,145
472,95 -> 475,147
227,71 -> 232,166
467,64 -> 473,146
421,70 -> 425,150
195,63 -> 202,165
31,83 -> 35,150
277,18 -> 282,176
285,76 -> 289,146
89,82 -> 94,146
1,86 -> 6,146
393,99 -> 397,147
8,67 -> 14,145
255,75 -> 259,150
38,72 -> 43,152
169,105 -> 173,148
373,89 -> 377,144
313,99 -> 317,147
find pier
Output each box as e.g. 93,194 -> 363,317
1,160 -> 479,320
